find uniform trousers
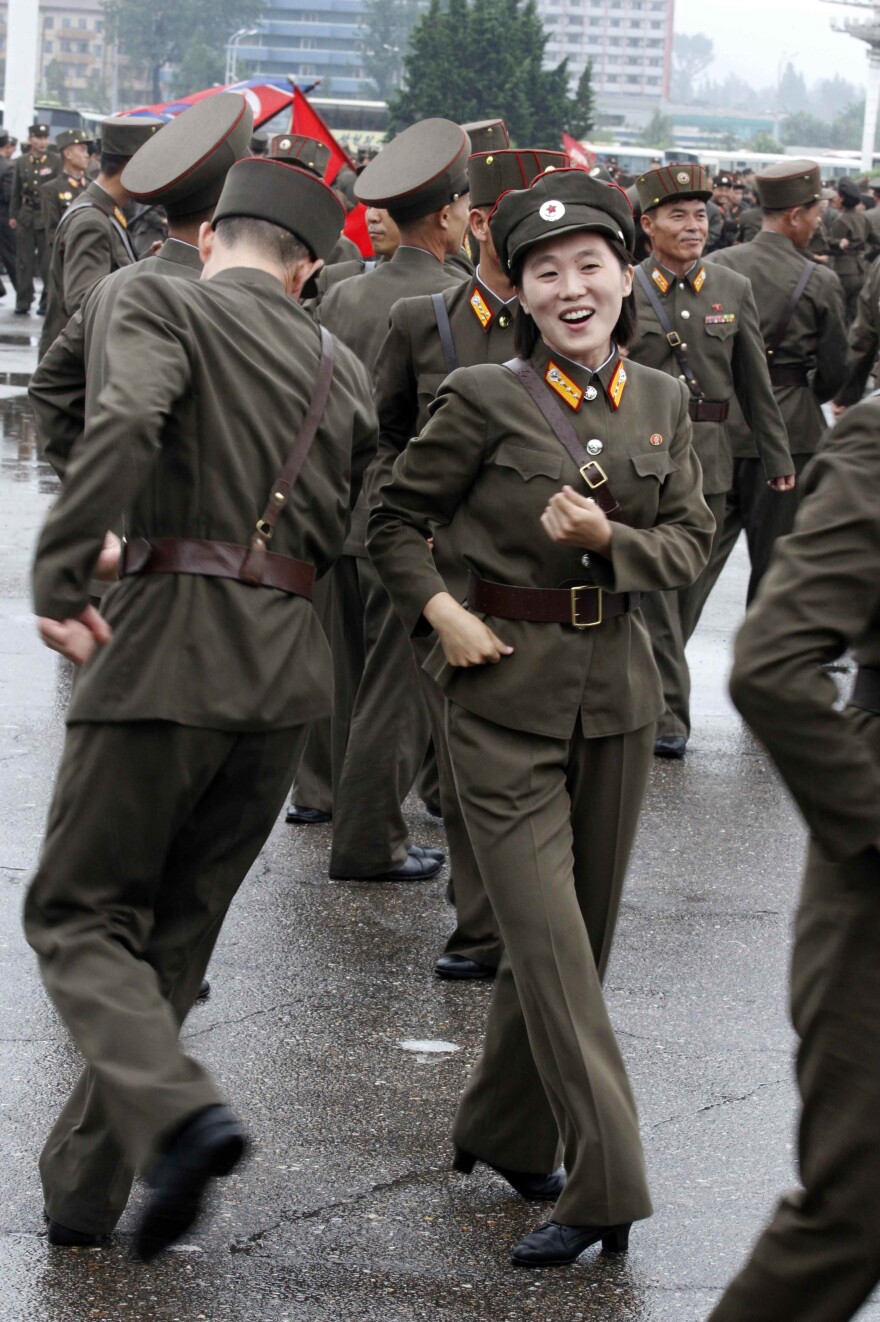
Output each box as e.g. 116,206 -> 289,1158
24,718 -> 306,1235
448,704 -> 654,1227
290,573 -> 333,815
684,454 -> 812,630
709,716 -> 880,1321
838,275 -> 863,329
412,639 -> 501,968
329,554 -> 431,877
14,214 -> 48,312
641,490 -> 726,739
0,217 -> 17,291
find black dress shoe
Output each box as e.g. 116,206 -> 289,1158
135,1104 -> 246,1261
14,307 -> 28,316
453,1146 -> 565,1201
47,1219 -> 105,1247
511,1219 -> 631,1267
330,852 -> 442,882
409,843 -> 446,864
435,953 -> 497,980
196,978 -> 211,1001
653,734 -> 687,759
286,804 -> 332,824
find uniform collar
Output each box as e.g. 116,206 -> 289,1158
646,253 -> 707,295
157,238 -> 202,271
752,229 -> 800,258
530,338 -> 628,412
391,245 -> 445,270
468,268 -> 518,333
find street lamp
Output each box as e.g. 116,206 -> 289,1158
226,28 -> 260,85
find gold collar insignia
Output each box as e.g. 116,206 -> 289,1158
545,361 -> 584,411
651,267 -> 670,294
693,266 -> 706,293
608,360 -> 627,410
469,287 -> 493,330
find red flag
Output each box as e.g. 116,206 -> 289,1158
292,87 -> 355,185
562,133 -> 595,170
343,204 -> 371,257
122,80 -> 296,129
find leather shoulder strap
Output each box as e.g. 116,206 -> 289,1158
767,260 -> 815,358
241,326 -> 337,583
633,265 -> 705,400
431,291 -> 459,374
503,357 -> 621,522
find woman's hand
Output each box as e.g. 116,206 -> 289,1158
37,605 -> 112,665
423,592 -> 513,668
541,485 -> 612,553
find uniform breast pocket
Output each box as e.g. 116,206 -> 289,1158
631,451 -> 680,483
703,320 -> 737,342
489,442 -> 564,482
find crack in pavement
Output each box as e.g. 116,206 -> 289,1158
183,997 -> 306,1041
228,1165 -> 447,1253
651,1078 -> 785,1131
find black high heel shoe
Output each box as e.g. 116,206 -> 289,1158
453,1145 -> 566,1201
511,1219 -> 632,1267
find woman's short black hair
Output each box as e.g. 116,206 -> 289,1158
510,233 -> 638,359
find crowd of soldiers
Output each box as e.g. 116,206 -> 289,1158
14,90 -> 880,1320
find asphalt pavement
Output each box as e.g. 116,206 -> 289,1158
0,299 -> 876,1322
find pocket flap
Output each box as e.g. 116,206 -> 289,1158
631,451 -> 679,481
491,442 -> 564,481
703,320 -> 737,340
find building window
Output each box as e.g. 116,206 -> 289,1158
45,39 -> 54,53
44,16 -> 54,28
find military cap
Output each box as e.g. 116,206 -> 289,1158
101,116 -> 163,157
587,163 -> 614,183
713,172 -> 733,188
838,176 -> 861,202
122,93 -> 252,218
636,163 -> 713,213
29,123 -> 51,137
354,119 -> 470,222
460,119 -> 510,154
0,133 -> 9,150
490,167 -> 635,277
55,128 -> 92,153
268,133 -> 331,178
468,149 -> 569,209
212,157 -> 344,263
754,158 -> 822,210
250,132 -> 269,156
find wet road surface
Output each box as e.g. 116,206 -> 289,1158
0,302 -> 876,1321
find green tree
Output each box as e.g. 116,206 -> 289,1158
781,111 -> 831,149
671,32 -> 713,103
360,0 -> 422,101
102,0 -> 263,102
640,110 -> 675,148
777,62 -> 808,114
748,130 -> 781,153
389,0 -> 584,149
567,61 -> 596,141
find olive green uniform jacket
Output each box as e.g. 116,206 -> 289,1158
319,243 -> 464,554
628,254 -> 792,495
10,150 -> 57,228
368,341 -> 716,740
30,239 -> 202,481
836,253 -> 880,406
39,181 -> 138,359
709,230 -> 848,456
40,171 -> 87,246
33,267 -> 377,732
829,207 -> 870,281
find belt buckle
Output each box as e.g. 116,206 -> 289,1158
579,461 -> 608,489
667,331 -> 682,348
570,585 -> 603,628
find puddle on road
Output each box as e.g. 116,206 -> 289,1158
0,394 -> 58,494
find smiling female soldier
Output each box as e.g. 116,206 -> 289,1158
368,169 -> 715,1267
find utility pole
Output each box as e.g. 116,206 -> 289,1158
823,0 -> 880,172
4,0 -> 40,145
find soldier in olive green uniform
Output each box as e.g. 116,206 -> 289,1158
25,156 -> 376,1257
627,164 -> 792,756
709,394 -> 880,1322
31,94 -> 254,482
319,119 -> 469,882
829,178 -> 870,325
40,128 -> 91,246
370,169 -> 714,1267
0,132 -> 18,295
699,160 -> 847,607
39,116 -> 163,360
269,133 -> 361,268
834,251 -> 880,407
371,146 -> 566,977
9,122 -> 57,314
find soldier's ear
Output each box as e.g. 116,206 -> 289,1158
197,223 -> 215,267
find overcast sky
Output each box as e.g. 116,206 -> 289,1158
673,0 -> 869,88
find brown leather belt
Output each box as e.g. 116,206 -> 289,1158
468,574 -> 640,629
120,536 -> 315,599
688,399 -> 729,423
768,364 -> 810,388
851,666 -> 880,714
